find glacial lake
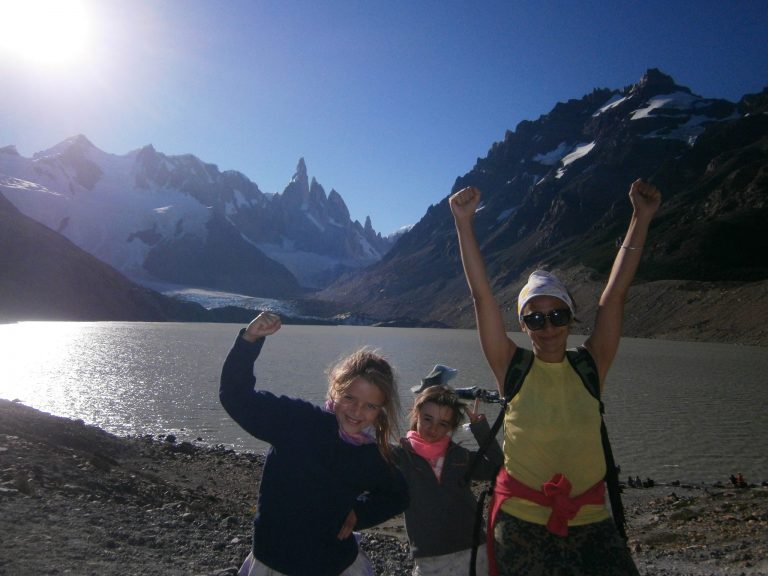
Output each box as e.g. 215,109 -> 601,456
1,321 -> 766,485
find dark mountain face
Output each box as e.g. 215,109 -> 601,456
0,192 -> 208,322
319,70 -> 768,325
142,212 -> 305,299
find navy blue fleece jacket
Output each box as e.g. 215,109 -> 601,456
219,330 -> 409,576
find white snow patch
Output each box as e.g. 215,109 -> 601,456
496,207 -> 518,222
643,111 -> 740,145
630,91 -> 699,120
304,212 -> 325,232
532,142 -> 569,166
234,189 -> 248,207
593,94 -> 628,117
0,176 -> 62,198
387,224 -> 413,239
556,142 -> 596,179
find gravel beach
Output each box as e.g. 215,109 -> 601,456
1,399 -> 766,576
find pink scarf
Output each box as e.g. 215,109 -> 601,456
406,430 -> 450,479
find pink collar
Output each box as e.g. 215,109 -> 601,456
406,430 -> 450,462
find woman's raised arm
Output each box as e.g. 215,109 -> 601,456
450,187 -> 516,391
585,179 -> 662,385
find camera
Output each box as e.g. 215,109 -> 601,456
454,386 -> 500,403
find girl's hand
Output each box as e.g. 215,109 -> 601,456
628,179 -> 662,220
466,398 -> 486,425
243,312 -> 282,342
337,510 -> 357,540
449,186 -> 482,223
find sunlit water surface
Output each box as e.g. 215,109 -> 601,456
1,321 -> 766,484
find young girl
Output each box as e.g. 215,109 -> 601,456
450,179 -> 661,575
219,311 -> 409,576
393,380 -> 503,576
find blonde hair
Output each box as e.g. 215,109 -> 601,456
409,385 -> 465,432
326,347 -> 400,462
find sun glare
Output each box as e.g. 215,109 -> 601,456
0,0 -> 91,66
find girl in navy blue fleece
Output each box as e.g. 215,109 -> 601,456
220,312 -> 409,576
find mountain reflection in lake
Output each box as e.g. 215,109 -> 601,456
1,321 -> 766,485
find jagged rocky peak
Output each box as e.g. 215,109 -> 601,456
0,145 -> 20,156
309,177 -> 328,204
739,86 -> 768,115
632,68 -> 686,97
137,143 -> 157,157
327,189 -> 350,223
70,134 -> 96,148
134,144 -> 169,189
282,157 -> 310,208
56,135 -> 98,158
34,134 -> 96,160
135,144 -> 160,167
364,216 -> 373,233
31,134 -> 104,190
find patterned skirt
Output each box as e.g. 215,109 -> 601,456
493,510 -> 639,576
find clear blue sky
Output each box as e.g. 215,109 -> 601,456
1,0 -> 766,235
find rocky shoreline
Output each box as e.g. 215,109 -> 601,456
1,399 -> 766,576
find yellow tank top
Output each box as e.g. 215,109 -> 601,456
501,355 -> 610,526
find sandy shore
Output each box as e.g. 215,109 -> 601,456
1,398 -> 766,576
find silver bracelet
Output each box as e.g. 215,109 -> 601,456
620,244 -> 642,251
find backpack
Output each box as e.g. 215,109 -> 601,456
466,345 -> 627,575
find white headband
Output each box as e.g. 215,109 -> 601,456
517,270 -> 574,317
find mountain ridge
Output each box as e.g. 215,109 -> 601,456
0,140 -> 392,295
315,69 -> 768,343
2,69 -> 766,344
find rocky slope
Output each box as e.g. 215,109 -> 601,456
1,399 -> 766,576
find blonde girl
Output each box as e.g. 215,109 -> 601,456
220,312 -> 409,576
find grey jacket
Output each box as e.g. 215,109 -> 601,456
392,418 -> 503,559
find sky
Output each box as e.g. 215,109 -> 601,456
1,0 -> 766,235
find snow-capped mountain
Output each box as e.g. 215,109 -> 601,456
0,142 -> 392,296
319,69 -> 768,326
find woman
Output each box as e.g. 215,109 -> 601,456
449,179 -> 661,575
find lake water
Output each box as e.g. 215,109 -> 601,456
1,321 -> 766,485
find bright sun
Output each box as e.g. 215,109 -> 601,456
0,0 -> 91,66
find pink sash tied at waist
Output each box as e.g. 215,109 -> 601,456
487,468 -> 605,576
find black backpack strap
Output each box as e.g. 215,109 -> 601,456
464,347 -> 533,485
469,481 -> 489,576
566,346 -> 628,540
467,347 -> 534,576
503,346 -> 535,399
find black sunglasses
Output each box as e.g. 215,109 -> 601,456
521,308 -> 572,331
